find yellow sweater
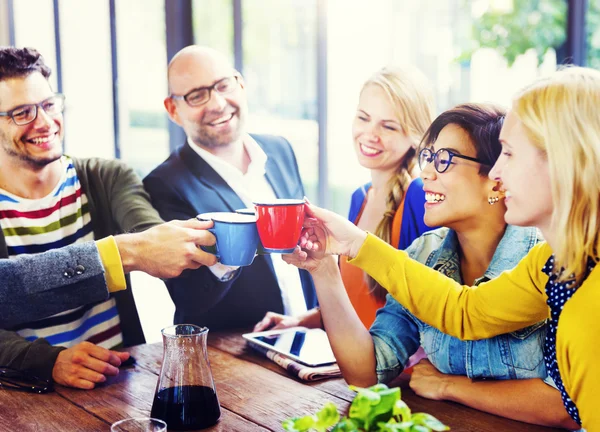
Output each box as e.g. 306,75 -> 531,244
350,233 -> 600,431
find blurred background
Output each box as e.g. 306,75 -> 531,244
0,0 -> 596,340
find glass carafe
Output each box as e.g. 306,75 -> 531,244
150,325 -> 221,430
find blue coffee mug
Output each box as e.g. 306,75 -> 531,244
234,208 -> 268,255
196,212 -> 259,266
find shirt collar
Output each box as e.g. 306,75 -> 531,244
186,134 -> 267,178
486,225 -> 539,279
431,225 -> 540,283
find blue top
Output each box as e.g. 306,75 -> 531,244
370,225 -> 555,386
347,178 -> 432,249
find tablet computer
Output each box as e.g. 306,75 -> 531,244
243,327 -> 337,367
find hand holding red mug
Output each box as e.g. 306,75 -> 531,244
298,199 -> 367,259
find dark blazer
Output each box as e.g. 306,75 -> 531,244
144,134 -> 317,330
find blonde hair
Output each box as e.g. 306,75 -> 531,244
362,65 -> 435,299
513,66 -> 600,282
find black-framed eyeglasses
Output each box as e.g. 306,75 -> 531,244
170,76 -> 240,107
418,147 -> 489,174
0,367 -> 53,394
0,93 -> 65,126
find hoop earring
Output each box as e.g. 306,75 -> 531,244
488,196 -> 500,205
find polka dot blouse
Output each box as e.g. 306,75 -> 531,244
542,255 -> 596,426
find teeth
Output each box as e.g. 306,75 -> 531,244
210,113 -> 233,125
425,192 -> 445,203
29,134 -> 55,144
360,144 -> 382,155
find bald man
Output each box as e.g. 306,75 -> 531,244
144,46 -> 317,330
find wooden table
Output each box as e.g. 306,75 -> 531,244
0,330 -> 563,431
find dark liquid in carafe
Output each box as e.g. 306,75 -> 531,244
151,385 -> 221,430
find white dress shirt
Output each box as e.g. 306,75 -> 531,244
188,136 -> 308,317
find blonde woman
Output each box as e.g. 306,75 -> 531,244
255,65 -> 436,331
292,67 -> 600,430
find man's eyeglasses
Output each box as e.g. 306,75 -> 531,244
0,367 -> 53,394
418,147 -> 488,174
0,93 -> 65,126
170,76 -> 240,107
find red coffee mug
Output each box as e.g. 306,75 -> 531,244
253,199 -> 305,253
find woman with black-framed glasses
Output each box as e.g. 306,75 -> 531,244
288,68 -> 600,430
280,103 -> 579,430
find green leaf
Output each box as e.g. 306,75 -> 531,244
392,399 -> 411,423
348,385 -> 401,430
377,421 -> 413,432
282,415 -> 315,432
410,425 -> 430,432
411,413 -> 450,431
331,417 -> 360,432
314,402 -> 340,431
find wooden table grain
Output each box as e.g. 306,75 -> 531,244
0,330 -> 564,432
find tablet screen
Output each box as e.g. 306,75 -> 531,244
244,328 -> 336,367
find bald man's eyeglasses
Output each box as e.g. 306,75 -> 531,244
170,76 -> 240,107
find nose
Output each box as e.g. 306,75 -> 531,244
31,106 -> 55,129
361,123 -> 381,143
205,90 -> 228,111
489,158 -> 502,181
420,159 -> 437,181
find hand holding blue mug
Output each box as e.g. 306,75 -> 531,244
196,212 -> 260,266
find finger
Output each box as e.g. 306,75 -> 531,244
304,218 -> 321,228
71,378 -> 97,390
82,343 -> 123,367
192,250 -> 218,267
272,320 -> 291,330
77,366 -> 109,383
192,230 -> 216,246
303,196 -> 312,205
304,203 -> 328,221
253,316 -> 273,332
78,355 -> 120,376
178,218 -> 213,230
115,351 -> 130,362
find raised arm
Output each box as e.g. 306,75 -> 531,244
297,203 -> 550,340
351,234 -> 550,340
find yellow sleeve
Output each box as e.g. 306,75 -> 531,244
557,271 -> 600,430
96,236 -> 126,293
349,233 -> 550,340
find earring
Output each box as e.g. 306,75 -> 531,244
488,196 -> 500,205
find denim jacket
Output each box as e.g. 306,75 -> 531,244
370,225 -> 551,384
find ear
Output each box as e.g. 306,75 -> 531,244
164,97 -> 183,126
485,178 -> 505,199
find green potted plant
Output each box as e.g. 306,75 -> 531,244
283,384 -> 449,432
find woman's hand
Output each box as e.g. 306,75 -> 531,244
253,312 -> 302,332
300,201 -> 368,259
409,359 -> 455,401
253,308 -> 324,332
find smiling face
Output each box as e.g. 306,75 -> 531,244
421,124 -> 498,229
165,48 -> 247,150
352,84 -> 415,173
489,110 -> 554,231
0,72 -> 63,169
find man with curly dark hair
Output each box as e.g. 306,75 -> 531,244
0,46 -> 217,390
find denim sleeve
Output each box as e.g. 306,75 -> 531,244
370,293 -> 421,383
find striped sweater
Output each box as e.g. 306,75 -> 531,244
0,156 -> 122,349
